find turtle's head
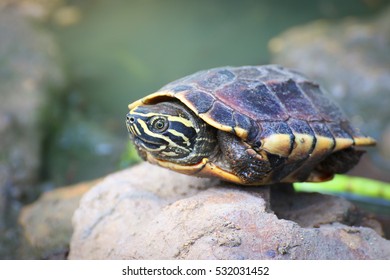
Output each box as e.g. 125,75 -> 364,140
126,101 -> 216,164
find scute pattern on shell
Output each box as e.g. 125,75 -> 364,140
161,65 -> 350,139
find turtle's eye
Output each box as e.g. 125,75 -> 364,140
150,116 -> 168,132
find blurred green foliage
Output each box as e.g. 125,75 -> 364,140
119,142 -> 142,169
295,175 -> 390,201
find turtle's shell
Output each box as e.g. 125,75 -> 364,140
128,65 -> 375,184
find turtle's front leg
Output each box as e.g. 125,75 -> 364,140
217,131 -> 272,184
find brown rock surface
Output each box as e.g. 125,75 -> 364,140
69,163 -> 390,260
19,179 -> 98,259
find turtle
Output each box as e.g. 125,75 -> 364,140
126,65 -> 375,185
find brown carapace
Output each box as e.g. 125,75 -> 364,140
126,65 -> 375,185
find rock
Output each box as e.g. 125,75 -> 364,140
69,162 -> 390,260
269,8 -> 390,180
0,5 -> 64,227
271,188 -> 385,237
18,179 -> 98,259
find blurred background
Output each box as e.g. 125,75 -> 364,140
0,0 -> 389,259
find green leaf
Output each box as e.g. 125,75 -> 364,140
294,175 -> 390,200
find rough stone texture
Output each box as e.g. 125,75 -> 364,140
271,188 -> 384,234
18,179 -> 98,259
69,163 -> 390,260
269,7 -> 390,179
0,6 -> 64,227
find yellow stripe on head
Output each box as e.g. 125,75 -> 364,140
130,110 -> 194,128
167,129 -> 190,146
137,118 -> 191,152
